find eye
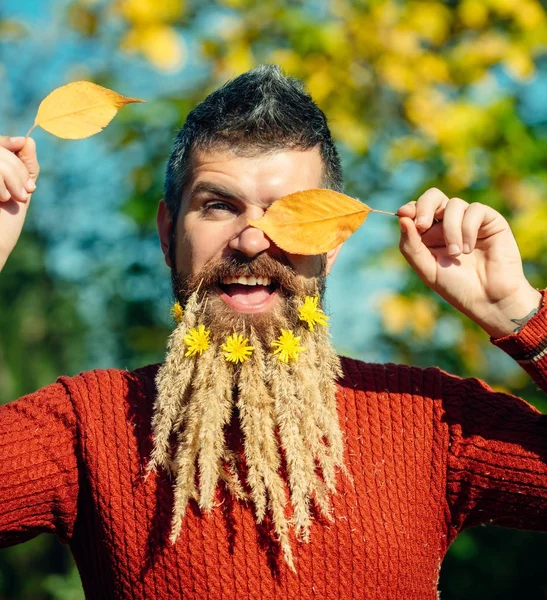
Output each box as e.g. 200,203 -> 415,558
202,200 -> 236,215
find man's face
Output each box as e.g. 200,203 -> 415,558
154,147 -> 346,560
158,146 -> 340,316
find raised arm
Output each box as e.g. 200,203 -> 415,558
397,188 -> 542,339
0,136 -> 40,272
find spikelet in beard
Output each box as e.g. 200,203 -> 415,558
196,346 -> 233,511
239,329 -> 294,571
270,363 -> 314,540
168,340 -> 225,543
312,326 -> 347,476
296,327 -> 347,492
149,291 -> 202,475
269,342 -> 336,542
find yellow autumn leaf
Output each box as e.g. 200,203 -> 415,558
28,81 -> 145,139
248,189 -> 389,255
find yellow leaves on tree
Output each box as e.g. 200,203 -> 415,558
122,25 -> 186,71
379,293 -> 438,338
458,0 -> 490,29
118,0 -> 183,24
248,189 -> 394,255
404,1 -> 451,45
511,203 -> 547,260
219,42 -> 255,78
27,81 -> 145,139
115,0 -> 186,71
404,90 -> 495,153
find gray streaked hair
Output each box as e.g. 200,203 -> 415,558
164,65 -> 343,222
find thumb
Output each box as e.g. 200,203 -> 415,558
399,216 -> 437,286
17,137 -> 40,182
399,216 -> 423,257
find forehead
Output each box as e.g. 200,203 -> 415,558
182,146 -> 324,208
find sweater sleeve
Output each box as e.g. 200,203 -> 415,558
444,291 -> 547,539
491,288 -> 547,392
0,381 -> 79,547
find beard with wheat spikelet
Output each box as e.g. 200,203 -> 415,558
149,253 -> 347,570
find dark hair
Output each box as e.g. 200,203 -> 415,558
164,64 -> 343,222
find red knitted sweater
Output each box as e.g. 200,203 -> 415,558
1,300 -> 547,599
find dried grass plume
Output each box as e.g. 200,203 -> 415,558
150,284 -> 345,569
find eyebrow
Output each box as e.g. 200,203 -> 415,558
189,181 -> 245,203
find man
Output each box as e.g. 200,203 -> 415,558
0,65 -> 545,599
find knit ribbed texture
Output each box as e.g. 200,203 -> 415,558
1,298 -> 547,599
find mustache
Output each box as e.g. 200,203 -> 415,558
172,254 -> 326,306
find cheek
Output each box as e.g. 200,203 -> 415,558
175,220 -> 234,275
287,255 -> 324,278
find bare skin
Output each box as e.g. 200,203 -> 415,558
0,140 -> 540,338
397,190 -> 541,338
157,148 -> 341,314
0,136 -> 39,271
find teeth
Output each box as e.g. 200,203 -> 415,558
220,276 -> 272,286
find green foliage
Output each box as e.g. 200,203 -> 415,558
0,230 -> 86,403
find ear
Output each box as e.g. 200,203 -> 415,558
157,199 -> 173,268
324,243 -> 342,275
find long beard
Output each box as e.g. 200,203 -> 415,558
149,257 -> 346,570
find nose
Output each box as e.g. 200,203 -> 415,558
228,222 -> 271,257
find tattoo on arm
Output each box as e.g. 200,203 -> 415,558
511,308 -> 539,333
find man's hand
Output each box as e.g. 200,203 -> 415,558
0,136 -> 39,272
398,188 -> 542,338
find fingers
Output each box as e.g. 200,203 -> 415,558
397,188 -> 449,231
0,136 -> 27,151
460,202 -> 485,254
399,189 -> 501,257
0,155 -> 32,202
441,197 -> 469,256
399,216 -> 437,287
0,137 -> 38,203
399,216 -> 425,256
17,137 -> 40,181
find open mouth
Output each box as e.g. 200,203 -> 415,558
218,275 -> 279,313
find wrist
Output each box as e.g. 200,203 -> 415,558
478,286 -> 542,339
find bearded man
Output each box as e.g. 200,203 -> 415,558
0,65 -> 546,599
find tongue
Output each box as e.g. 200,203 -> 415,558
225,284 -> 271,306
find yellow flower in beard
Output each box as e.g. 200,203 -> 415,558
221,333 -> 255,364
171,301 -> 184,323
298,296 -> 328,332
271,329 -> 305,363
183,325 -> 211,357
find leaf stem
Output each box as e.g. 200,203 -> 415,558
370,208 -> 397,216
25,124 -> 36,138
